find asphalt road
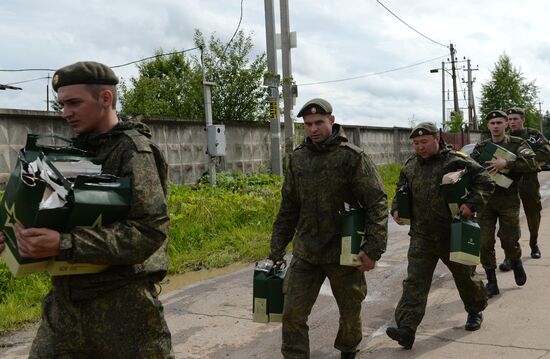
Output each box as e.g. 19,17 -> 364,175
1,171 -> 550,358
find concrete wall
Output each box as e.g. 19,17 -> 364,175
0,109 -> 481,185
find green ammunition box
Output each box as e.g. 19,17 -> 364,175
396,188 -> 411,224
450,216 -> 480,266
340,208 -> 365,266
252,261 -> 288,323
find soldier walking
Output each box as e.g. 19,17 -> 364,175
497,107 -> 550,270
386,122 -> 494,350
471,110 -> 538,298
269,98 -> 388,359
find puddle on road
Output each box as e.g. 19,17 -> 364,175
161,262 -> 250,293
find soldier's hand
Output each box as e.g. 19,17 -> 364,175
392,210 -> 404,225
485,157 -> 507,174
356,251 -> 376,272
15,223 -> 61,258
0,232 -> 5,254
459,203 -> 473,219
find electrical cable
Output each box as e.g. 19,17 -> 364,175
375,0 -> 449,49
298,54 -> 447,86
6,76 -> 49,86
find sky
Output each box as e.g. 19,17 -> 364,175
1,0 -> 550,128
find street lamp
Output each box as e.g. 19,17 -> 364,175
430,62 -> 445,125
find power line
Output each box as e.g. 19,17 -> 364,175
298,54 -> 447,86
0,46 -> 201,74
220,0 -> 244,59
6,76 -> 49,86
110,47 -> 200,68
375,0 -> 449,49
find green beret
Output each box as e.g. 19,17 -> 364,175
506,107 -> 525,116
297,98 -> 333,117
485,110 -> 507,121
52,61 -> 119,92
409,122 -> 438,138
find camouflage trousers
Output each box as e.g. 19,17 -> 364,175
281,256 -> 367,358
478,191 -> 522,269
519,173 -> 542,243
29,279 -> 174,359
395,236 -> 487,332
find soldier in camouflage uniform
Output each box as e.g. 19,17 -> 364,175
269,98 -> 388,359
386,122 -> 494,350
498,107 -> 550,264
0,62 -> 173,358
470,110 -> 538,298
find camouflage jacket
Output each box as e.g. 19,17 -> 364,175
470,135 -> 538,194
391,149 -> 495,242
270,124 -> 388,264
510,128 -> 550,166
54,119 -> 169,300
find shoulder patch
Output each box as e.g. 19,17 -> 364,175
123,129 -> 152,153
340,142 -> 363,154
519,146 -> 535,156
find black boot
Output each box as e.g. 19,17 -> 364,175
386,326 -> 415,349
530,239 -> 541,259
498,257 -> 512,272
465,312 -> 483,331
484,268 -> 499,298
512,259 -> 527,286
341,351 -> 357,359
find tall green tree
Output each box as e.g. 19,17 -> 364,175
120,30 -> 268,121
479,53 -> 541,130
444,111 -> 464,133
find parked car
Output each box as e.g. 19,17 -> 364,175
458,143 -> 476,156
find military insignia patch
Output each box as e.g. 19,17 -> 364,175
52,74 -> 59,86
418,130 -> 423,135
311,106 -> 317,114
519,147 -> 534,156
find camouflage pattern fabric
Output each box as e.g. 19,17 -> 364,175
270,124 -> 388,264
471,135 -> 538,269
395,236 -> 487,331
477,191 -> 521,268
32,119 -> 172,356
391,149 -> 492,332
518,173 -> 542,242
511,128 -> 550,243
281,257 -> 367,358
29,279 -> 174,358
391,149 -> 495,240
270,124 -> 387,357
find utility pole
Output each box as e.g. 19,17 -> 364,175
46,73 -> 50,112
465,59 -> 479,130
264,0 -> 282,176
441,61 -> 445,124
201,47 -> 217,186
449,44 -> 460,117
280,0 -> 294,155
538,100 -> 544,132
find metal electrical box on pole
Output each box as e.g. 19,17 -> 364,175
201,47 -> 222,186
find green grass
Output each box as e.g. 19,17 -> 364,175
0,164 -> 401,333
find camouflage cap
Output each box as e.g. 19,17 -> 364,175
506,107 -> 525,116
297,98 -> 333,117
52,61 -> 119,92
485,110 -> 507,121
409,122 -> 438,138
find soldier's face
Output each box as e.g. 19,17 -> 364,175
303,114 -> 335,143
487,117 -> 508,137
57,84 -> 110,134
413,134 -> 439,159
508,114 -> 525,131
